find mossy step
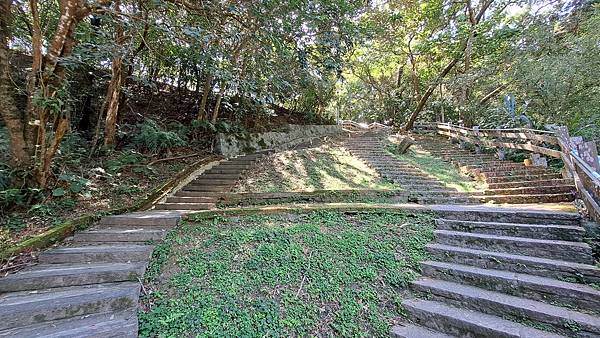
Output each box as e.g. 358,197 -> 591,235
98,213 -> 180,227
487,179 -> 573,190
481,193 -> 575,204
412,278 -> 600,337
485,173 -> 563,183
402,299 -> 563,338
479,168 -> 554,178
435,218 -> 585,241
420,261 -> 600,313
390,324 -> 454,337
437,209 -> 581,225
0,262 -> 146,292
165,196 -> 217,203
434,230 -> 592,264
0,283 -> 139,330
426,243 -> 600,284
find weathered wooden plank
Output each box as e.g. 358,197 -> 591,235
436,124 -> 558,144
573,155 -> 600,203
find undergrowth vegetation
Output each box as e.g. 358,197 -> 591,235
140,210 -> 435,337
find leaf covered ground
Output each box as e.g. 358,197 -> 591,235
140,210 -> 435,337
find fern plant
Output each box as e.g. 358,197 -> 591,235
132,120 -> 187,153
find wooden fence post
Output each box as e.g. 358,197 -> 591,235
576,141 -> 600,173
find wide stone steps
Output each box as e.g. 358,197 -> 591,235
435,218 -> 585,241
0,262 -> 146,292
481,192 -> 575,203
411,278 -> 600,337
487,178 -> 574,190
154,202 -> 214,210
426,243 -> 600,283
73,228 -> 168,243
391,323 -> 454,337
0,283 -> 139,332
434,230 -> 592,263
399,299 -> 563,337
479,168 -> 556,178
421,261 -> 600,313
0,310 -> 138,338
38,245 -> 154,264
484,184 -> 574,196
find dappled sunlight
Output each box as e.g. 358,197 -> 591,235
234,144 -> 399,193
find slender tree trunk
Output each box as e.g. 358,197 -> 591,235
0,1 -> 29,166
198,74 -> 212,120
211,83 -> 225,124
103,0 -> 125,147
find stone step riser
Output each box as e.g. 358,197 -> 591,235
174,191 -> 222,197
192,179 -> 238,185
411,279 -> 600,337
484,185 -> 574,196
436,219 -> 584,241
204,169 -> 245,174
98,216 -> 179,227
486,174 -> 563,183
182,186 -> 232,192
426,244 -> 600,284
434,231 -> 592,264
74,230 -> 167,243
402,299 -> 562,338
482,193 -> 575,204
479,170 -> 554,178
198,174 -> 241,180
0,264 -> 146,293
438,211 -> 581,225
39,247 -> 154,264
0,284 -> 139,330
487,179 -> 573,190
421,262 -> 600,314
154,203 -> 214,210
165,197 -> 217,203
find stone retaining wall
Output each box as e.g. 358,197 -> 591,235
215,124 -> 343,156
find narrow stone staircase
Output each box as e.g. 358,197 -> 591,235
392,208 -> 600,337
344,132 -> 481,204
415,134 -> 576,204
0,211 -> 181,337
155,152 -> 267,211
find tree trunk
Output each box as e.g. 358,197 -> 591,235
198,74 -> 213,120
211,87 -> 224,124
0,1 -> 29,166
103,0 -> 125,147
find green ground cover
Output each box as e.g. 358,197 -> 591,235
387,145 -> 484,192
140,210 -> 435,337
234,145 -> 399,193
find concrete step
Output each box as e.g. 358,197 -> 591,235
488,178 -> 573,190
174,191 -> 223,197
39,245 -> 154,264
98,213 -> 180,227
437,209 -> 581,226
155,202 -> 214,210
486,173 -> 563,183
198,173 -> 241,180
73,228 -> 168,243
182,185 -> 232,192
463,163 -> 526,171
390,324 -> 453,337
421,261 -> 600,313
193,179 -> 238,185
482,193 -> 575,204
0,310 -> 138,338
402,299 -> 563,338
216,164 -> 250,170
0,263 -> 146,292
416,197 -> 482,204
480,169 -> 555,178
435,218 -> 585,241
0,283 -> 139,330
484,185 -> 574,196
165,196 -> 217,203
412,278 -> 600,337
204,168 -> 246,174
426,243 -> 600,283
434,230 -> 593,263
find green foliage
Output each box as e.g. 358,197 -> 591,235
106,150 -> 146,174
132,120 -> 187,154
140,211 -> 434,337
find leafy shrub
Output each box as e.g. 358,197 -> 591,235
132,119 -> 187,153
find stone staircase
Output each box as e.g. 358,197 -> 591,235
415,134 -> 576,204
392,208 -> 600,337
344,132 -> 482,204
155,153 -> 267,211
0,211 -> 181,337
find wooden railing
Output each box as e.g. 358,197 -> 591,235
435,122 -> 600,222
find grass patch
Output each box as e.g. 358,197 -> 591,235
139,210 -> 434,337
386,145 -> 484,192
235,145 -> 399,193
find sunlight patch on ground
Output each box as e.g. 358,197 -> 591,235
234,145 -> 399,192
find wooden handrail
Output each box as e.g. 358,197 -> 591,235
436,122 -> 600,223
